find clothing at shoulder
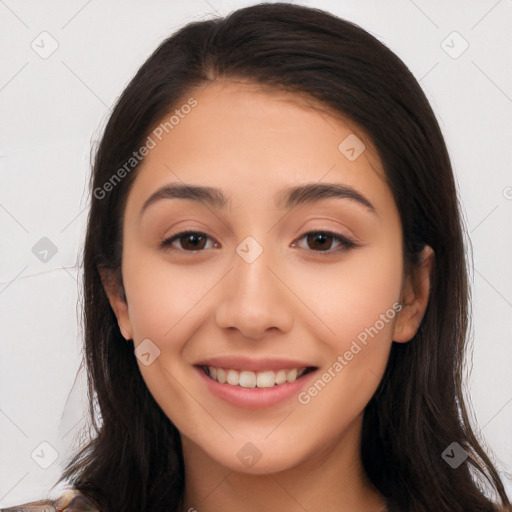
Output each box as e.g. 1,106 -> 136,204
0,489 -> 99,512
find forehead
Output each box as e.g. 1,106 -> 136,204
125,79 -> 391,216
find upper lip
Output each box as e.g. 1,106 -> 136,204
194,356 -> 317,372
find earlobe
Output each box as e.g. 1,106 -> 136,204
99,268 -> 133,341
392,246 -> 435,343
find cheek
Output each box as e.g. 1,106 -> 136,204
290,240 -> 403,350
293,242 -> 402,419
121,249 -> 215,434
121,245 -> 214,345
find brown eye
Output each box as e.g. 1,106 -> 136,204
306,232 -> 334,251
160,231 -> 215,251
179,233 -> 207,250
295,231 -> 356,254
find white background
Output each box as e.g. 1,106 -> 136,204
0,0 -> 511,506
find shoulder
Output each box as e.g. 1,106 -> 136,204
0,489 -> 100,512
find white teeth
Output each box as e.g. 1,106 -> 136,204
239,371 -> 257,388
256,371 -> 275,388
204,366 -> 310,388
275,369 -> 287,385
226,369 -> 239,386
287,368 -> 297,382
216,368 -> 226,384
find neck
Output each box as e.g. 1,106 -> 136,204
179,414 -> 386,512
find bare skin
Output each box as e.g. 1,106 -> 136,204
103,79 -> 433,512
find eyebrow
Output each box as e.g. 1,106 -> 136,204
139,182 -> 377,218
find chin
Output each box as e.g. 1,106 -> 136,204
199,438 -> 309,475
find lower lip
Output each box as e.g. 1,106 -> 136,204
195,366 -> 318,409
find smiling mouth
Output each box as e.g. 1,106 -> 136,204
199,365 -> 317,388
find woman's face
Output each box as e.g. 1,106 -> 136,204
106,79 -> 426,474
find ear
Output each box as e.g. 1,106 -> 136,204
99,268 -> 134,341
392,245 -> 435,343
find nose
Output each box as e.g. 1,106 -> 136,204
214,241 -> 294,339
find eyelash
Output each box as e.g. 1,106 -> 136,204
159,229 -> 357,255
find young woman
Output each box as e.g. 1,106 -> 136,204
4,3 -> 510,511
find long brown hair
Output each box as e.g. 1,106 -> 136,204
58,3 -> 511,511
